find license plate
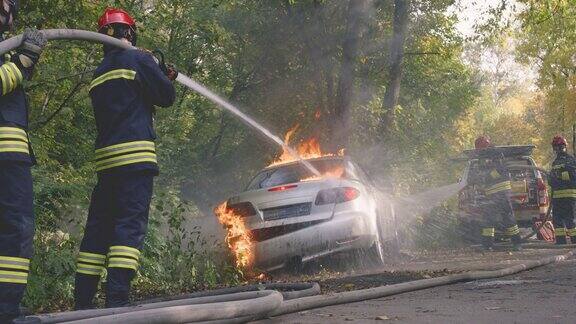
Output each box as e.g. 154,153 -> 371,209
262,203 -> 312,221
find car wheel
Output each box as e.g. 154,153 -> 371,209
376,202 -> 401,257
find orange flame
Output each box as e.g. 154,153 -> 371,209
214,202 -> 253,268
269,124 -> 344,167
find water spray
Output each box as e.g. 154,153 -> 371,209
0,29 -> 321,176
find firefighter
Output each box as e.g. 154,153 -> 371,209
548,135 -> 576,245
472,136 -> 522,251
74,8 -> 177,309
0,1 -> 47,322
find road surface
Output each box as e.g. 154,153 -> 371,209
257,247 -> 576,323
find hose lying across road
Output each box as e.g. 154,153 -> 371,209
17,249 -> 574,323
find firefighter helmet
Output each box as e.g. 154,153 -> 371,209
98,8 -> 137,46
98,8 -> 136,31
475,136 -> 491,150
552,135 -> 568,149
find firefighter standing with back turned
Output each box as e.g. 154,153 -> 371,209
74,8 -> 177,309
0,0 -> 47,322
472,136 -> 522,251
548,135 -> 576,245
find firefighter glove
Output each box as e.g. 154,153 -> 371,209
17,28 -> 47,68
166,63 -> 178,81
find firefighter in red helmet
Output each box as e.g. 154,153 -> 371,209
73,7 -> 176,309
470,136 -> 521,250
548,135 -> 576,244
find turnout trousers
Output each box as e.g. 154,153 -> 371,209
480,193 -> 521,248
551,198 -> 576,245
74,171 -> 153,309
0,162 -> 33,319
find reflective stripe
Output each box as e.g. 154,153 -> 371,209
567,228 -> 576,237
0,62 -> 23,95
0,256 -> 30,271
89,69 -> 136,91
553,189 -> 576,199
0,270 -> 27,284
555,228 -> 567,236
77,255 -> 106,265
94,141 -> 157,172
109,246 -> 140,258
78,252 -> 107,263
76,264 -> 105,276
108,257 -> 138,271
561,171 -> 571,181
76,252 -> 106,276
482,228 -> 495,237
95,141 -> 155,159
0,127 -> 29,154
107,246 -> 140,271
486,181 -> 512,195
505,225 -> 520,236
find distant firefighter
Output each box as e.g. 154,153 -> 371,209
548,135 -> 576,245
470,136 -> 521,250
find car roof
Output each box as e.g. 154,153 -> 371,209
461,145 -> 535,160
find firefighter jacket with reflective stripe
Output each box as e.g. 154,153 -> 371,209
549,152 -> 576,199
470,160 -> 513,197
0,34 -> 34,165
89,48 -> 175,174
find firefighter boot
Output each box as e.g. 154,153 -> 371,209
511,233 -> 522,251
74,274 -> 100,310
555,228 -> 567,245
567,228 -> 576,244
481,228 -> 495,251
105,268 -> 133,308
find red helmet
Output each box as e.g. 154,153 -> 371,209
475,136 -> 491,150
98,8 -> 136,31
552,135 -> 568,147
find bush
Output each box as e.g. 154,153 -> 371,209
23,188 -> 243,313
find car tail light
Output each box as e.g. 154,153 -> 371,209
537,178 -> 548,207
268,184 -> 298,192
226,202 -> 257,217
315,187 -> 360,205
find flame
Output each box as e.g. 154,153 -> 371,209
214,202 -> 253,268
269,124 -> 344,167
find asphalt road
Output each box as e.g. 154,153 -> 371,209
256,248 -> 576,323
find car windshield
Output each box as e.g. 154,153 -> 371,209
247,159 -> 345,190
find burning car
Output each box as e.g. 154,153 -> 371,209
218,155 -> 397,272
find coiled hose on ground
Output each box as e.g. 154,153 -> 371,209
2,30 -> 574,323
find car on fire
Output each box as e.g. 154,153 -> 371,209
223,156 -> 398,272
458,145 -> 553,242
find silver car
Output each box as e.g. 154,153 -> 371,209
225,156 -> 398,272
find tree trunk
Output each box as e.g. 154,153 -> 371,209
332,0 -> 372,150
381,0 -> 410,135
